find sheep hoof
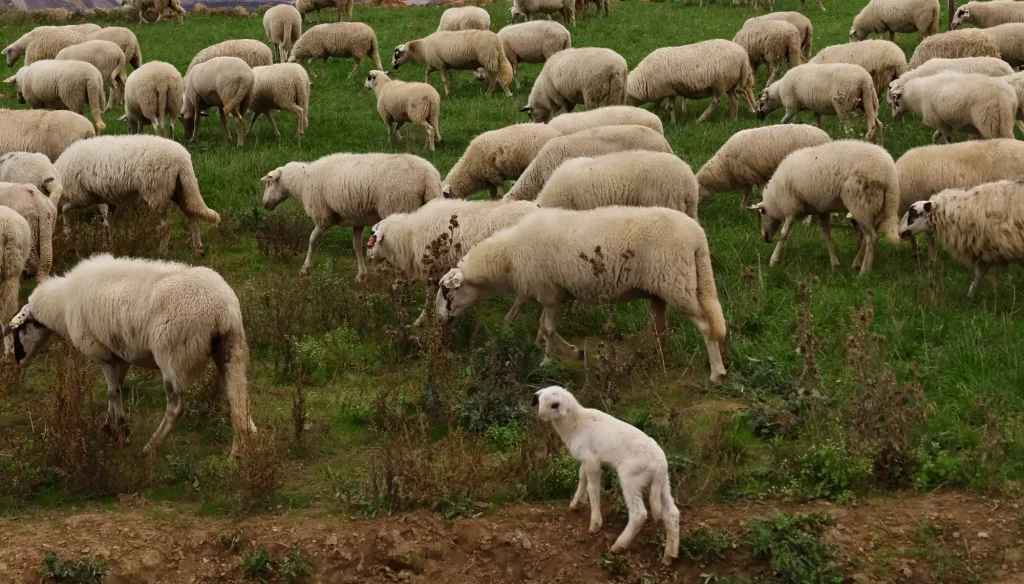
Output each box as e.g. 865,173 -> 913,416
661,554 -> 677,566
610,543 -> 625,553
710,371 -> 726,384
589,523 -> 601,534
576,349 -> 585,361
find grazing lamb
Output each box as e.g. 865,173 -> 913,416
0,182 -> 57,281
438,6 -> 491,32
697,125 -> 832,207
296,0 -> 354,23
757,63 -> 882,139
808,40 -> 908,97
53,135 -> 221,254
119,0 -> 186,23
86,27 -> 142,71
56,39 -> 128,109
952,2 -> 1024,30
504,125 -> 672,201
0,109 -> 94,161
120,61 -> 184,138
261,153 -> 441,281
533,386 -> 680,565
746,12 -> 813,59
442,123 -> 561,199
364,70 -> 441,151
899,180 -> 1024,297
625,40 -> 756,124
512,0 -> 575,24
249,64 -> 311,138
23,28 -> 87,65
392,31 -> 513,97
264,4 -> 302,62
888,72 -> 1017,142
908,29 -> 1001,69
546,105 -> 664,135
889,56 -> 1013,93
732,19 -> 803,86
3,26 -> 97,67
472,21 -> 572,88
289,22 -> 383,79
436,205 -> 728,382
978,23 -> 1024,68
1,254 -> 256,455
4,60 -> 107,135
187,39 -> 273,74
850,0 -> 940,42
0,152 -> 63,199
521,47 -> 628,122
183,57 -> 256,148
0,207 -> 30,351
752,140 -> 901,275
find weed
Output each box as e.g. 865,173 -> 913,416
748,512 -> 843,584
235,427 -> 282,509
240,547 -> 275,583
275,548 -> 312,584
599,552 -> 629,577
39,552 -> 109,584
679,525 -> 739,566
793,280 -> 827,399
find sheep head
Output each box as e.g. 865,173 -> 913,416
899,200 -> 935,238
391,44 -> 410,70
951,6 -> 969,29
887,87 -> 905,121
435,267 -> 483,322
534,386 -> 576,422
749,202 -> 779,243
756,85 -> 781,120
849,27 -> 867,42
2,305 -> 53,366
519,105 -> 550,123
1,46 -> 14,68
365,70 -> 389,90
260,168 -> 288,211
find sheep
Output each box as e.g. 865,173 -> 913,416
183,57 -> 256,148
472,21 -> 572,89
264,4 -> 302,62
442,123 -> 561,199
261,153 -> 441,281
504,125 -> 672,201
1003,72 -> 1024,132
0,207 -> 30,352
0,109 -> 95,161
952,1 -> 1024,29
745,12 -> 813,60
889,56 -> 1014,93
435,205 -> 728,382
56,39 -> 128,110
119,0 -> 186,23
367,198 -> 539,326
696,125 -> 832,207
0,182 -> 57,281
392,31 -> 513,97
187,39 -> 273,74
249,64 -> 311,138
1,254 -> 257,455
545,105 -> 664,135
521,47 -> 628,122
536,151 -> 699,220
52,135 -> 221,254
23,28 -> 87,66
808,40 -> 908,97
732,20 -> 803,86
532,386 -> 681,565
752,140 -> 901,275
625,40 -> 756,124
120,61 -> 184,139
576,0 -> 609,18
0,152 -> 63,199
888,72 -> 1017,142
512,0 -> 575,25
438,6 -> 491,32
4,60 -> 107,135
364,70 -> 441,151
850,0 -> 940,42
3,26 -> 97,67
757,63 -> 883,140
86,27 -> 142,71
296,0 -> 354,23
289,22 -> 383,80
978,23 -> 1024,68
899,180 -> 1024,297
908,29 -> 1002,69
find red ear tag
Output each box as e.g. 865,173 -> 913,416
367,234 -> 377,248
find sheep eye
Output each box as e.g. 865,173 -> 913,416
551,402 -> 560,409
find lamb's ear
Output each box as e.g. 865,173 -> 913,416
439,269 -> 464,289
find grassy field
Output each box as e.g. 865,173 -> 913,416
1,0 -> 1024,581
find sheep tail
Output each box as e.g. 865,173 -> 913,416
880,178 -> 901,245
369,34 -> 383,70
178,168 -> 221,224
217,326 -> 256,457
607,66 -> 627,106
156,82 -> 168,135
695,243 -> 726,342
861,78 -> 880,140
740,58 -> 757,113
787,35 -> 803,67
87,79 -> 107,134
496,49 -> 514,89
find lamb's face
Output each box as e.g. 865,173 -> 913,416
365,71 -> 378,90
849,28 -> 866,42
391,45 -> 409,70
887,88 -> 905,120
261,168 -> 288,211
3,306 -> 53,367
435,268 -> 484,321
533,386 -> 572,422
519,105 -> 549,123
899,201 -> 935,238
951,7 -> 969,28
751,202 -> 779,243
756,87 -> 781,120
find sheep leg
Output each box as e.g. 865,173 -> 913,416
185,215 -> 204,255
649,297 -> 668,337
813,113 -> 822,128
299,225 -> 326,278
780,110 -> 796,124
420,121 -> 435,151
696,94 -> 720,123
582,459 -> 603,533
727,90 -> 740,120
101,359 -> 132,442
0,276 -> 19,354
143,373 -> 187,454
233,110 -> 245,147
855,223 -> 877,275
670,97 -> 681,124
157,213 -> 172,254
282,104 -> 305,137
768,216 -> 795,267
321,57 -> 328,79
909,234 -> 920,256
741,185 -> 753,208
347,57 -> 361,80
819,213 -> 841,269
968,263 -> 989,298
352,226 -> 368,283
765,64 -> 780,86
927,233 -> 938,262
412,282 -> 436,327
440,68 -> 451,97
540,305 -> 583,363
494,182 -> 504,198
247,112 -> 262,135
610,472 -> 648,553
1016,120 -> 1024,136
504,295 -> 528,325
218,107 -> 230,141
266,111 -> 282,138
569,463 -> 588,510
852,230 -> 867,269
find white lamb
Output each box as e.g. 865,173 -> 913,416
261,153 -> 441,281
888,71 -> 1017,142
249,64 -> 311,138
438,6 -> 491,32
808,40 -> 908,97
733,19 -> 804,86
746,12 -> 814,59
187,39 -> 273,74
442,123 -> 561,199
288,22 -> 383,80
978,23 -> 1024,68
264,4 -> 302,62
86,27 -> 142,71
5,60 -> 107,135
120,61 -> 184,139
545,105 -> 664,135
0,152 -> 63,199
512,0 -> 575,25
56,39 -> 128,109
0,109 -> 95,161
183,56 -> 256,148
1,254 -> 256,455
850,0 -> 940,42
533,385 -> 680,565
521,47 -> 628,122
392,31 -> 513,97
952,1 -> 1024,29
364,70 -> 441,151
472,21 -> 572,88
889,56 -> 1013,93
908,29 -> 1002,69
0,182 -> 57,281
757,63 -> 882,140
0,206 -> 30,351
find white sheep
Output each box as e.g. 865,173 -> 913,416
889,56 -> 1014,94
249,64 -> 311,138
752,140 -> 901,275
86,27 -> 142,71
746,12 -> 813,59
264,4 -> 303,62
512,0 -> 575,25
472,21 -> 571,89
0,182 -> 57,281
56,39 -> 128,110
4,60 -> 107,135
0,152 -> 63,199
435,205 -> 728,382
757,63 -> 882,140
625,40 -> 756,124
899,180 -> 1024,297
119,0 -> 186,23
978,23 -> 1024,68
392,31 -> 514,97
261,153 -> 441,281
733,19 -> 803,86
1002,71 -> 1024,132
808,40 -> 908,97
908,29 -> 1001,69
187,39 -> 273,74
575,0 -> 609,18
438,6 -> 491,32
0,109 -> 95,161
521,47 -> 628,122
504,125 -> 672,201
545,105 -> 665,135
532,386 -> 680,565
364,70 -> 441,151
888,71 -> 1017,142
23,28 -> 87,66
53,135 -> 221,254
289,22 -> 383,79
952,1 -> 1024,29
696,125 -> 832,207
850,0 -> 940,42
296,0 -> 354,23
1,254 -> 256,455
442,123 -> 561,199
120,61 -> 184,138
183,56 -> 256,148
0,207 -> 30,352
3,25 -> 99,68
367,198 -> 539,326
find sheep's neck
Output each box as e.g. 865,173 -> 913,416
551,407 -> 582,447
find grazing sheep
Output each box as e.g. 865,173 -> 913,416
952,2 -> 1024,29
53,135 -> 221,254
183,57 -> 256,148
367,198 -> 539,326
56,39 -> 128,110
4,60 -> 107,135
979,23 -> 1024,68
757,63 -> 882,139
86,27 -> 142,71
0,182 -> 57,281
1,254 -> 256,455
576,0 -> 609,17
187,39 -> 273,74
472,21 -> 572,88
0,152 -> 63,199
120,0 -> 186,23
504,125 -> 672,201
850,0 -> 940,42
546,105 -> 664,135
264,4 -> 302,62
752,140 -> 901,275
3,26 -> 96,68
908,29 -> 1001,69
249,64 -> 311,138
746,12 -> 813,59
0,109 -> 95,161
120,61 -> 184,138
289,22 -> 383,80
0,207 -> 30,351
533,386 -> 681,565
261,153 -> 441,281
521,47 -> 628,122
697,125 -> 832,207
296,0 -> 354,23
512,0 -> 575,25
392,31 -> 513,97
438,6 -> 491,31
443,123 -> 561,199
733,19 -> 803,86
808,40 -> 908,97
436,205 -> 728,382
888,72 -> 1017,142
625,40 -> 756,124
899,180 -> 1024,297
1002,72 -> 1024,131
889,56 -> 1013,93
23,29 -> 87,66
364,70 -> 441,151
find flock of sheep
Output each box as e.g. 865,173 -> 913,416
2,0 -> 1024,566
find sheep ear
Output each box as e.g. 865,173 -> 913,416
261,169 -> 281,183
3,305 -> 32,337
2,76 -> 14,84
519,106 -> 532,113
440,269 -> 464,289
531,392 -> 540,406
923,201 -> 933,213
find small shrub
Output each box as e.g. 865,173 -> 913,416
39,552 -> 109,584
748,512 -> 843,584
240,547 -> 274,583
235,428 -> 282,509
679,526 -> 738,566
599,552 -> 629,577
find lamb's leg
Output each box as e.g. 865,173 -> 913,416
819,213 -> 841,269
727,90 -> 739,120
927,233 -> 938,262
494,182 -> 504,198
582,459 -> 603,533
968,262 -> 989,298
218,107 -> 230,141
321,57 -> 328,79
0,276 -> 19,354
247,112 -> 262,135
282,104 -> 305,137
352,225 -> 367,283
909,234 -> 920,256
610,472 -> 649,553
696,93 -> 720,123
158,213 -> 172,254
670,97 -> 680,124
813,113 -> 822,128
143,373 -> 187,454
888,30 -> 895,42
185,215 -> 205,255
852,230 -> 867,269
569,463 -> 588,510
233,110 -> 245,147
769,216 -> 795,267
649,297 -> 668,337
101,359 -> 132,442
299,224 -> 326,277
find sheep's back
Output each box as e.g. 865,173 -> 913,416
933,182 -> 1024,266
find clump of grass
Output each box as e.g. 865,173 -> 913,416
235,427 -> 282,509
39,551 -> 109,584
748,512 -> 843,584
679,525 -> 739,566
241,546 -> 312,584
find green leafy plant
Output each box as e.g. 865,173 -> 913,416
679,526 -> 738,566
748,512 -> 843,584
39,552 -> 109,584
